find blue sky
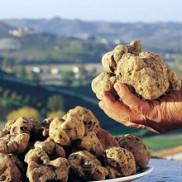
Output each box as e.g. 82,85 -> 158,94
0,0 -> 181,22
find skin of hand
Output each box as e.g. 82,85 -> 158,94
99,82 -> 182,133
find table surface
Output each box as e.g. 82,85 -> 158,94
135,158 -> 182,182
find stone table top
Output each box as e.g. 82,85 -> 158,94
135,158 -> 182,182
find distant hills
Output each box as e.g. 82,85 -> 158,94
1,17 -> 182,50
0,22 -> 12,34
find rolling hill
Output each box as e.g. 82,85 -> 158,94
0,22 -> 12,34
0,70 -> 144,135
2,17 -> 182,51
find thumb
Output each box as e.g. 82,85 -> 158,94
114,82 -> 150,115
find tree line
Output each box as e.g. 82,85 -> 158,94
0,86 -> 66,122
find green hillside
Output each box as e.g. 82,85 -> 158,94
0,71 -> 146,136
0,33 -> 112,65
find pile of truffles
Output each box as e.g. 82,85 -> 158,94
92,40 -> 181,100
0,106 -> 150,182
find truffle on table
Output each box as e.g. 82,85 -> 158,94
0,133 -> 30,154
49,106 -> 100,146
0,153 -> 24,182
96,128 -> 119,150
68,150 -> 108,181
65,106 -> 100,134
29,118 -> 53,141
34,138 -> 66,158
25,147 -> 69,182
103,147 -> 136,177
72,132 -> 104,157
115,134 -> 151,170
49,114 -> 85,146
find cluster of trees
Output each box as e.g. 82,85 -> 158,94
60,65 -> 94,86
0,86 -> 66,122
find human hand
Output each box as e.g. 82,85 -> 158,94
99,82 -> 182,133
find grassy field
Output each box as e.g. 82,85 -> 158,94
142,132 -> 182,153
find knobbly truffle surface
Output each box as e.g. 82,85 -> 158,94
92,40 -> 181,100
